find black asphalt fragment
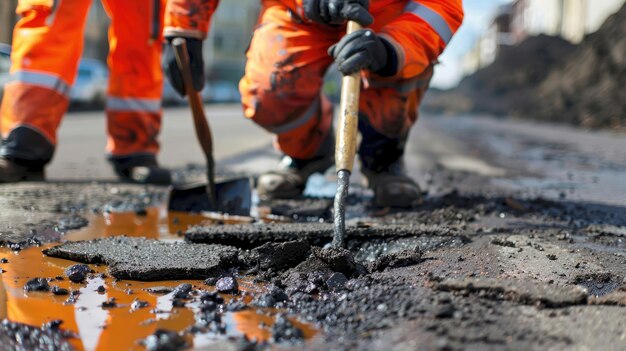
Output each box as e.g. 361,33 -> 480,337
437,278 -> 588,307
216,276 -> 239,294
0,320 -> 74,351
186,222 -> 457,247
65,264 -> 92,283
141,329 -> 188,351
24,278 -> 50,292
43,236 -> 241,280
245,240 -> 311,271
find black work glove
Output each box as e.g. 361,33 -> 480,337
303,0 -> 373,26
162,38 -> 205,97
329,29 -> 396,75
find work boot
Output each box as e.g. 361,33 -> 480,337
361,158 -> 422,208
257,130 -> 335,200
257,154 -> 334,200
0,127 -> 51,183
358,116 -> 420,208
0,157 -> 45,182
109,155 -> 172,185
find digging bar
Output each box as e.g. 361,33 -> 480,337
332,21 -> 362,248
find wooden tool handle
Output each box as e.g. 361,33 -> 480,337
172,38 -> 216,202
335,21 -> 362,172
172,38 -> 214,168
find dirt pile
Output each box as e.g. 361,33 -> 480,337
426,4 -> 626,129
532,4 -> 626,128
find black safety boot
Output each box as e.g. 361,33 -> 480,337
0,127 -> 52,183
361,158 -> 422,208
0,157 -> 45,182
109,154 -> 172,185
257,129 -> 335,200
359,118 -> 421,208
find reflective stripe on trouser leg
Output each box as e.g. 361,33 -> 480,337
106,110 -> 161,157
273,95 -> 333,159
0,83 -> 68,147
239,3 -> 337,160
1,0 -> 90,151
103,0 -> 164,157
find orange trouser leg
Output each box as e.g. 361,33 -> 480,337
0,0 -> 91,165
239,2 -> 339,160
359,1 -> 433,140
102,0 -> 164,158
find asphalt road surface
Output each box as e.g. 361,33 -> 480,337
48,105 -> 273,181
53,105 -> 626,206
1,105 -> 625,350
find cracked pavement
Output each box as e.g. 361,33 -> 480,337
0,108 -> 625,350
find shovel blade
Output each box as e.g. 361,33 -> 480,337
167,177 -> 252,216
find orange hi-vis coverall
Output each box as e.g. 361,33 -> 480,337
0,0 -> 165,167
165,0 -> 463,161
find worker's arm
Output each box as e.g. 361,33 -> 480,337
325,0 -> 463,78
377,0 -> 464,78
162,0 -> 220,97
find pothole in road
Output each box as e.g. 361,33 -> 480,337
1,195 -> 472,349
0,245 -> 317,350
573,273 -> 622,297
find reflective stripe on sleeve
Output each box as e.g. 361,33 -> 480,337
404,2 -> 453,45
106,97 -> 162,113
10,70 -> 71,97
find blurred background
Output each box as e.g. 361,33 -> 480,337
1,0 -> 624,128
0,0 -> 260,106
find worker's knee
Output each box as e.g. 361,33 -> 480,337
240,74 -> 322,132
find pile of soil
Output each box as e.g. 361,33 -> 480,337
426,4 -> 626,129
532,3 -> 626,128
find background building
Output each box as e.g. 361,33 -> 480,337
0,0 -> 19,44
203,1 -> 260,83
464,0 -> 625,75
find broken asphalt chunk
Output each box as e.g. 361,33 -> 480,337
24,278 -> 50,292
51,286 -> 69,296
366,247 -> 424,273
65,264 -> 91,283
216,276 -> 239,294
0,319 -> 73,351
142,329 -> 188,351
43,237 -> 240,280
437,278 -> 588,307
246,240 -> 310,271
271,313 -> 304,344
186,223 -> 457,247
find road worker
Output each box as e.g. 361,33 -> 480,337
163,0 -> 463,207
0,0 -> 171,184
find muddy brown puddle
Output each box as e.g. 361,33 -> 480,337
0,209 -> 316,350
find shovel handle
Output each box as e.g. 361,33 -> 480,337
172,38 -> 216,202
335,21 -> 362,172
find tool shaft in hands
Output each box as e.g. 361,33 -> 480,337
333,170 -> 350,248
172,38 -> 217,208
334,22 -> 362,173
333,21 -> 362,248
